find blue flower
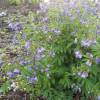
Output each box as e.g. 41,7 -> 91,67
69,0 -> 77,8
8,22 -> 22,31
42,17 -> 49,23
96,30 -> 100,34
35,47 -> 45,61
7,71 -> 15,78
28,77 -> 38,84
41,26 -> 49,34
81,39 -> 96,48
13,69 -> 20,74
25,41 -> 31,50
98,96 -> 100,100
14,22 -> 22,31
75,51 -> 82,59
96,25 -> 100,34
37,47 -> 45,54
45,68 -> 49,72
80,19 -> 88,24
52,28 -> 61,35
64,0 -> 68,2
96,57 -> 100,64
78,72 -> 88,78
19,60 -> 27,65
97,25 -> 100,29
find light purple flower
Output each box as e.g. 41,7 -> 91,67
42,17 -> 49,22
28,77 -> 38,84
80,19 -> 88,24
8,23 -> 14,31
52,28 -> 61,35
78,72 -> 88,78
35,47 -> 45,60
25,41 -> 31,50
35,54 -> 45,61
96,30 -> 100,34
75,51 -> 82,59
37,47 -> 45,54
70,16 -> 75,21
97,25 -> 100,29
39,3 -> 48,13
45,68 -> 49,72
76,8 -> 80,14
81,40 -> 92,47
8,22 -> 22,31
14,22 -> 22,31
98,96 -> 100,100
41,26 -> 49,33
13,69 -> 20,74
19,60 -> 27,65
96,57 -> 100,64
7,71 -> 15,78
69,0 -> 77,8
64,0 -> 68,2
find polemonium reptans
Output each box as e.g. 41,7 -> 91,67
81,40 -> 92,47
25,41 -> 31,50
19,60 -> 28,66
13,69 -> 20,74
28,77 -> 38,84
78,72 -> 88,78
52,28 -> 61,35
7,71 -> 15,78
96,57 -> 100,64
75,51 -> 82,59
37,47 -> 45,54
98,96 -> 100,100
8,22 -> 22,31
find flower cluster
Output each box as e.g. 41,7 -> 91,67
8,22 -> 22,31
7,69 -> 20,78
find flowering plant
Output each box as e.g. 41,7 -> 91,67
0,0 -> 100,99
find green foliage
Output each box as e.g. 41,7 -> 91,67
8,0 -> 21,5
8,0 -> 41,5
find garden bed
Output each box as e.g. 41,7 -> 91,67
0,0 -> 100,100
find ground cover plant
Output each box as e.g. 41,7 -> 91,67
0,0 -> 100,100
